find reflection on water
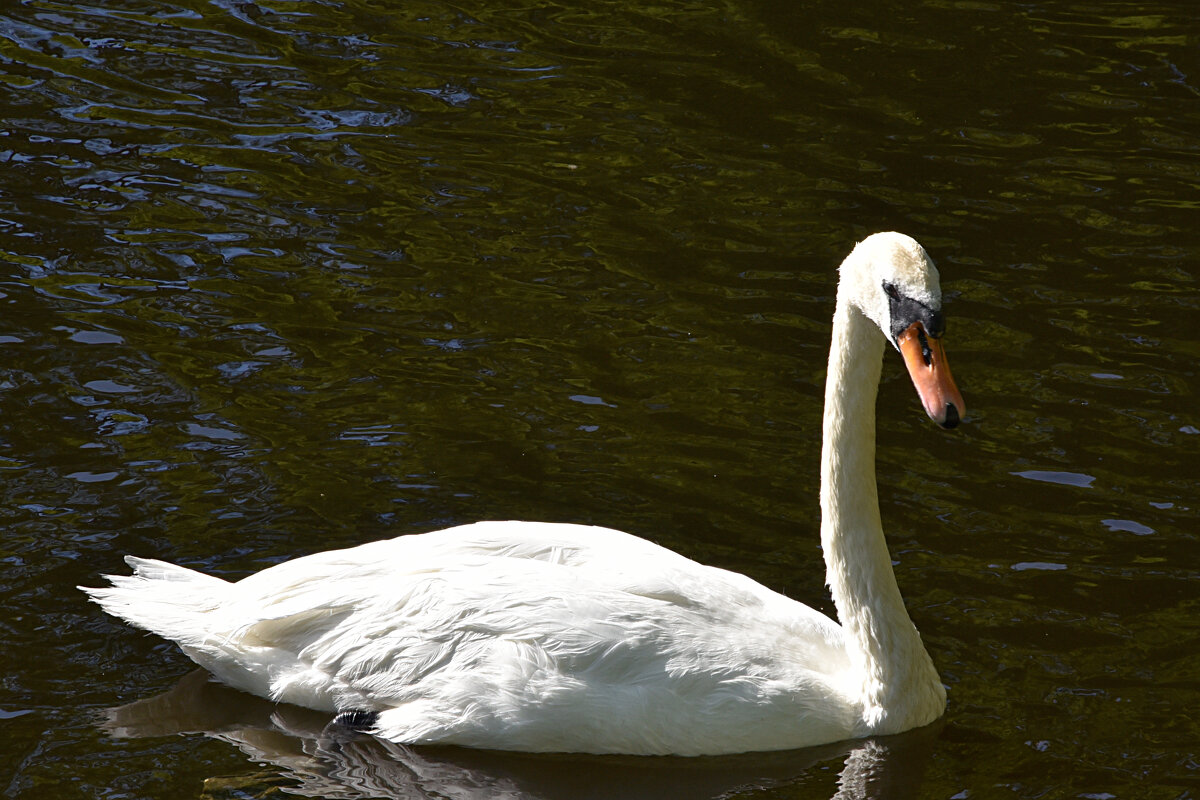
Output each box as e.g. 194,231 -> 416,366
2,0 -> 1199,797
102,670 -> 940,800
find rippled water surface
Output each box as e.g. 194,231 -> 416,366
2,1 -> 1198,798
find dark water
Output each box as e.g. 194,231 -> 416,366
2,0 -> 1198,797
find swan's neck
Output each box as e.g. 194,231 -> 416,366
820,298 -> 944,731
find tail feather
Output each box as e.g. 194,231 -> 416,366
80,557 -> 231,646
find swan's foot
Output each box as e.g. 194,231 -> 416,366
332,709 -> 379,731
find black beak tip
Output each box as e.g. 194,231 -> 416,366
939,403 -> 961,430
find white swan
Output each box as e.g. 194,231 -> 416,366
82,232 -> 965,757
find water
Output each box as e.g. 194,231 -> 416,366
2,0 -> 1198,797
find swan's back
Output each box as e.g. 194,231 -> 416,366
86,521 -> 856,755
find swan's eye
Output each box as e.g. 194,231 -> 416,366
884,281 -> 945,346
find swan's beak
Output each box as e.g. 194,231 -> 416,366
897,322 -> 965,429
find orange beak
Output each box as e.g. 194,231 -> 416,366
897,322 -> 965,429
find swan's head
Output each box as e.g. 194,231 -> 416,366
842,232 -> 966,429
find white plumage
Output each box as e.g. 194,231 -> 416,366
83,232 -> 966,756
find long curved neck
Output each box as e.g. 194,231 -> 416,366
820,295 -> 942,730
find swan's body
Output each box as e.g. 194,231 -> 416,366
83,232 -> 965,756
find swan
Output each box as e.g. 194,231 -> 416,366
82,232 -> 965,757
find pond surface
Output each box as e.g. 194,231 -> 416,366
2,0 -> 1198,798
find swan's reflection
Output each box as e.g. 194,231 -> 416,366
102,670 -> 939,800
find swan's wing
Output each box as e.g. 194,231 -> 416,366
223,521 -> 847,670
189,522 -> 854,754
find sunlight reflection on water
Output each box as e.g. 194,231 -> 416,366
1,0 -> 1199,798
